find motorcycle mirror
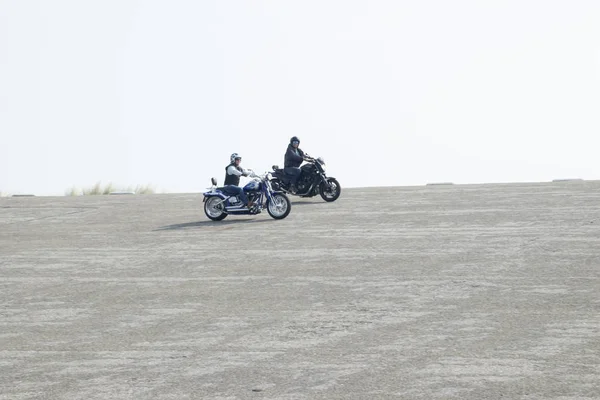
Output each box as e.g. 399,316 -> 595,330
272,165 -> 279,171
211,177 -> 217,186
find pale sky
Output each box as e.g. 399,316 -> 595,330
1,0 -> 599,195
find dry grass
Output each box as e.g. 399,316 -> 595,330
65,187 -> 81,197
66,182 -> 157,196
131,184 -> 155,195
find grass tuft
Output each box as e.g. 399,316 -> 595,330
66,182 -> 157,196
130,184 -> 156,195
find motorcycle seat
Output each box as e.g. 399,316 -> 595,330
219,186 -> 241,195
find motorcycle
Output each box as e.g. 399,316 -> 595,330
202,171 -> 291,221
269,155 -> 341,202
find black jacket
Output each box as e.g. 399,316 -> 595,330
284,145 -> 305,168
224,163 -> 243,186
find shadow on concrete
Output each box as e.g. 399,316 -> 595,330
291,201 -> 324,206
155,218 -> 273,231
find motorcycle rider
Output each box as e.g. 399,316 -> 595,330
224,153 -> 254,208
284,136 -> 307,194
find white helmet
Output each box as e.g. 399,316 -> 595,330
230,153 -> 242,163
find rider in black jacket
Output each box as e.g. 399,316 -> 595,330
284,136 -> 305,194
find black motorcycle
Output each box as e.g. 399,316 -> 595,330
270,155 -> 341,202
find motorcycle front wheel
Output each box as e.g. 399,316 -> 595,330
267,193 -> 291,219
319,178 -> 341,202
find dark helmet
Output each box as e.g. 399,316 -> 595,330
290,136 -> 300,145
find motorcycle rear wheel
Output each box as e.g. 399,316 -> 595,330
204,197 -> 228,221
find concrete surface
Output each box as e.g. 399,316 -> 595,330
1,182 -> 600,399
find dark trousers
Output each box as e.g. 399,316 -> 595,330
284,167 -> 302,186
223,185 -> 248,205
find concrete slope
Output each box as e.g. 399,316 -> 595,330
1,182 -> 600,399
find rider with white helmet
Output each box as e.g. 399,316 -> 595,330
224,153 -> 255,208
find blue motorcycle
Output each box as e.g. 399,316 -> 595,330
202,172 -> 291,221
